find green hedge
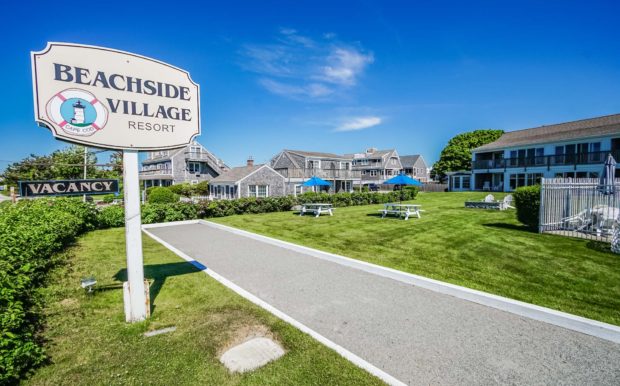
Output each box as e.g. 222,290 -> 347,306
196,196 -> 297,218
96,190 -> 419,226
147,187 -> 178,204
514,185 -> 541,230
296,188 -> 418,207
0,199 -> 97,383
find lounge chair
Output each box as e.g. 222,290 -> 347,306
562,209 -> 592,231
500,194 -> 514,210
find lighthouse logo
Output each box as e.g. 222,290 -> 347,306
46,89 -> 108,137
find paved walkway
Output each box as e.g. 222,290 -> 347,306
148,222 -> 620,385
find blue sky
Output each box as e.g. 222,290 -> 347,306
1,0 -> 619,170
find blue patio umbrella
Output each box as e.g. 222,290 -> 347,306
599,153 -> 617,195
384,173 -> 423,187
384,173 -> 423,203
302,176 -> 332,192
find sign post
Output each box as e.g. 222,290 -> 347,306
122,150 -> 147,321
31,42 -> 201,322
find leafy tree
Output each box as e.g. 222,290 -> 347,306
431,129 -> 504,180
169,183 -> 195,197
1,146 -> 121,186
193,181 -> 209,196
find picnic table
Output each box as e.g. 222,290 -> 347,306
379,203 -> 423,220
300,203 -> 334,218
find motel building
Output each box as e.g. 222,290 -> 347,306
139,141 -> 229,188
460,114 -> 620,192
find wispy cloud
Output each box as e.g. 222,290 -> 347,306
241,28 -> 373,100
334,116 -> 382,132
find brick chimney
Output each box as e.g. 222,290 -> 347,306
247,156 -> 254,167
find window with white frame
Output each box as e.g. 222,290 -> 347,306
369,170 -> 378,176
188,162 -> 200,173
295,185 -> 303,196
189,146 -> 201,157
308,160 -> 320,169
249,185 -> 268,198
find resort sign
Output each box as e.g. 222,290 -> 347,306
31,42 -> 200,150
30,42 -> 203,323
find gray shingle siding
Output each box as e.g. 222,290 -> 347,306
238,167 -> 286,198
140,141 -> 228,186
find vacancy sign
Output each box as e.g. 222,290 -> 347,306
31,42 -> 200,150
19,179 -> 119,197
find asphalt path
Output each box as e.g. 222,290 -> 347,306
148,222 -> 620,385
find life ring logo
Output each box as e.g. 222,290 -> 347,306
45,88 -> 108,137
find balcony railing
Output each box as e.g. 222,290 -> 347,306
139,169 -> 173,176
275,168 -> 361,179
473,150 -> 619,170
185,151 -> 217,162
145,152 -> 170,161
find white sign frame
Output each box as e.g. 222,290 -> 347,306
31,42 -> 201,150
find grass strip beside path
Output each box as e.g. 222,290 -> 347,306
26,228 -> 384,385
213,192 -> 620,326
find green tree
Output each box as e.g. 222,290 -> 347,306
193,181 -> 209,196
431,129 -> 504,180
1,146 -> 121,186
169,183 -> 195,197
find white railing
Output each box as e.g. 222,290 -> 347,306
139,169 -> 173,176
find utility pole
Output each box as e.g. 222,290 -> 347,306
83,146 -> 88,202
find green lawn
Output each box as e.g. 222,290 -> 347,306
26,228 -> 383,385
213,192 -> 620,326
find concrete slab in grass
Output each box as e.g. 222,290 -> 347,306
220,337 -> 285,373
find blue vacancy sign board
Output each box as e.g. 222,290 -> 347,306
31,43 -> 202,323
19,178 -> 119,197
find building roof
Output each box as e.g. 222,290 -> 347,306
284,149 -> 348,159
399,155 -> 423,168
474,113 -> 620,152
210,164 -> 266,183
344,149 -> 394,159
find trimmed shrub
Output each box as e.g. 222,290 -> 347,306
168,183 -> 194,198
514,185 -> 541,230
142,202 -> 198,224
0,198 -> 97,383
297,189 -> 418,207
193,181 -> 209,196
101,194 -> 115,203
97,205 -> 125,228
148,187 -> 178,204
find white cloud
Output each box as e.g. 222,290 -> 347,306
241,28 -> 373,100
334,116 -> 382,132
259,78 -> 334,99
318,47 -> 374,86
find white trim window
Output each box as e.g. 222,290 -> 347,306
188,162 -> 200,173
189,146 -> 201,158
308,160 -> 321,169
249,185 -> 269,198
369,170 -> 378,177
295,185 -> 303,196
